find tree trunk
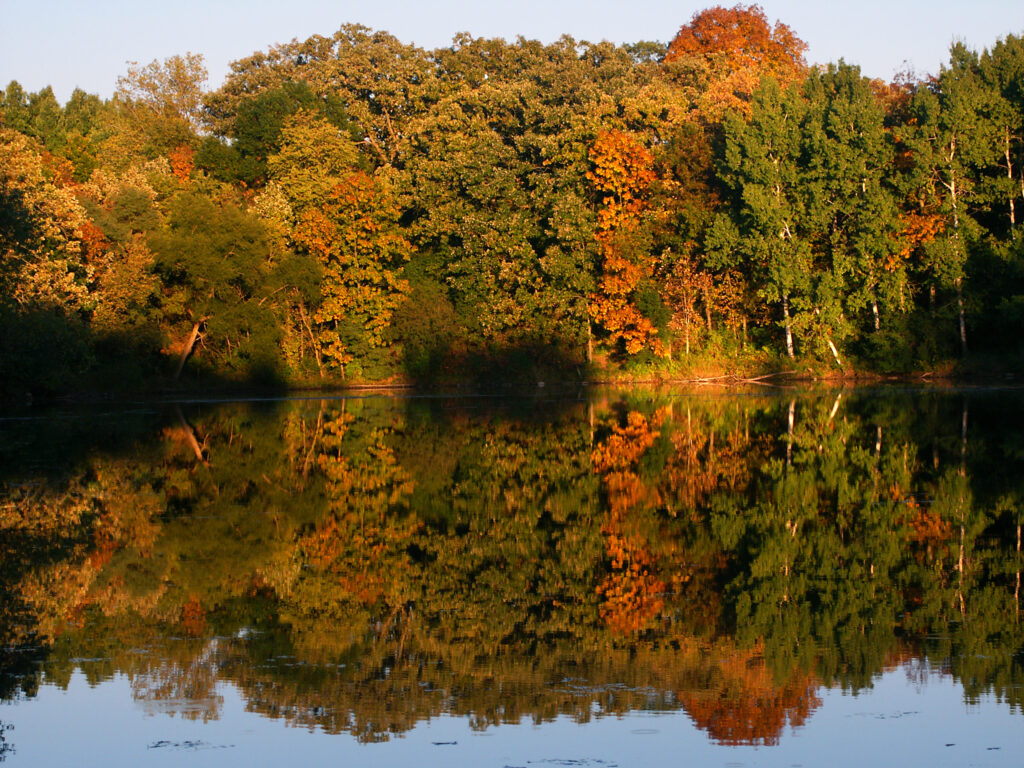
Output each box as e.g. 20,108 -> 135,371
296,301 -> 324,379
174,320 -> 205,380
782,294 -> 795,359
1005,127 -> 1016,230
955,277 -> 968,355
827,338 -> 842,368
947,160 -> 968,356
871,300 -> 880,332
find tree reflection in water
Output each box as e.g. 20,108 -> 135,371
0,389 -> 1022,748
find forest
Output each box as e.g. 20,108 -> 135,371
2,4 -> 1024,396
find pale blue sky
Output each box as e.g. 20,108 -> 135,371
2,0 -> 1023,103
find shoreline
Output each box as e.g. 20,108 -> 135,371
5,366 -> 1022,412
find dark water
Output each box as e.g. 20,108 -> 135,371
0,387 -> 1022,766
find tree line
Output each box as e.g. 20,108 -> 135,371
2,5 -> 1023,394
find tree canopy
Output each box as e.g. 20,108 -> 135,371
2,6 -> 1024,396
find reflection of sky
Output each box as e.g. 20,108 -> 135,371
2,667 -> 1022,768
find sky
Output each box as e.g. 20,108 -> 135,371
2,0 -> 1023,103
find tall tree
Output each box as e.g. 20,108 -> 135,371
904,44 -> 1004,355
588,128 -> 663,356
116,53 -> 208,130
270,111 -> 410,378
712,79 -> 811,358
801,63 -> 905,357
103,54 -> 207,167
663,4 -> 807,120
979,34 -> 1024,234
206,25 -> 436,167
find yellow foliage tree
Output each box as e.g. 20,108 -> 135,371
0,129 -> 90,310
270,112 -> 411,376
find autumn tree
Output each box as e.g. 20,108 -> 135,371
0,129 -> 98,390
100,54 -> 207,168
660,246 -> 711,356
270,111 -> 410,378
588,129 -> 663,356
116,53 -> 208,129
0,130 -> 88,303
663,4 -> 807,120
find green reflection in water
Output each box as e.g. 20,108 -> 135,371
0,388 -> 1022,751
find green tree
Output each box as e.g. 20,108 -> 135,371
978,34 -> 1024,235
197,81 -> 358,187
712,78 -> 811,358
903,44 -> 1004,355
147,191 -> 281,380
401,37 -> 645,367
205,25 -> 437,167
801,63 -> 906,363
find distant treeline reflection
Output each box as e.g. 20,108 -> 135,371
0,389 -> 1022,746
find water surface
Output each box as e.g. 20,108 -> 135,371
1,387 -> 1022,766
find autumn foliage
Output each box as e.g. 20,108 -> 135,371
664,4 -> 807,118
665,4 -> 806,74
593,408 -> 670,633
678,644 -> 821,746
588,129 -> 663,355
3,10 -> 1024,393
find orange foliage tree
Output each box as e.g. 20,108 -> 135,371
588,129 -> 662,355
661,246 -> 713,356
664,4 -> 807,120
168,144 -> 195,183
273,112 -> 411,378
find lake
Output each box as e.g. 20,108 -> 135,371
1,386 -> 1022,766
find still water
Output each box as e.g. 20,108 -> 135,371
0,387 -> 1021,766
